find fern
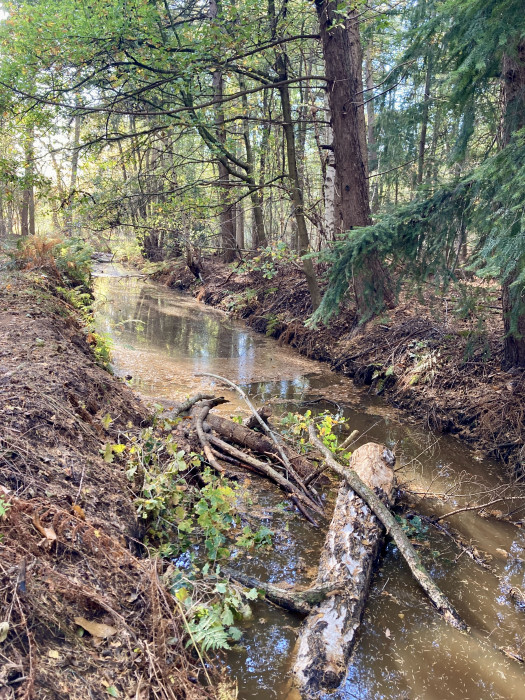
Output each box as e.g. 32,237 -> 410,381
187,608 -> 241,652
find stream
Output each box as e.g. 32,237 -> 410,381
93,264 -> 525,700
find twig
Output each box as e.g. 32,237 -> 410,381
435,495 -> 525,522
206,433 -> 324,518
195,373 -> 299,479
338,429 -> 360,452
308,425 -> 468,632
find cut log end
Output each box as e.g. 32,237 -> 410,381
351,442 -> 395,502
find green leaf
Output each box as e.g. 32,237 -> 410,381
106,687 -> 119,698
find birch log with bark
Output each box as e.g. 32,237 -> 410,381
293,442 -> 395,697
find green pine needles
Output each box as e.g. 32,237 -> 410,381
314,128 -> 525,330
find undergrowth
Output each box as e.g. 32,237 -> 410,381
12,234 -> 114,369
105,414 -> 274,653
11,235 -> 93,287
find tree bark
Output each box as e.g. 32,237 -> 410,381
501,39 -> 525,367
293,443 -> 395,696
315,1 -> 394,315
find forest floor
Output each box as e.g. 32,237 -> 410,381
151,256 -> 525,476
0,266 -> 214,700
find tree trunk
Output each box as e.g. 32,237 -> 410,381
365,45 -> 379,211
315,1 -> 394,315
66,113 -> 81,234
236,199 -> 245,249
365,44 -> 377,173
0,191 -> 6,239
239,79 -> 267,248
267,0 -> 320,308
20,126 -> 35,237
417,53 -> 433,185
276,57 -> 321,310
293,443 -> 395,697
209,0 -> 237,262
501,40 -> 525,367
322,93 -> 337,240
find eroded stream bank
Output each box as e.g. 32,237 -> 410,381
94,265 -> 525,700
0,269 -> 212,700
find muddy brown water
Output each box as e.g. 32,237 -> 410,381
93,265 -> 525,700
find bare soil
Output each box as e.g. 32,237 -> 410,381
0,270 -> 212,700
153,256 -> 525,476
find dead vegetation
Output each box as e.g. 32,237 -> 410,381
0,273 -> 214,699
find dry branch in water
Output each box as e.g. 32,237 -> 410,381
308,425 -> 467,632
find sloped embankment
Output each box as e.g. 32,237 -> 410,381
154,257 -> 524,474
0,273 -> 211,700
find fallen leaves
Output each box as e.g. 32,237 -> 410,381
74,617 -> 118,639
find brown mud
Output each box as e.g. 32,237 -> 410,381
152,257 -> 525,476
0,271 -> 212,700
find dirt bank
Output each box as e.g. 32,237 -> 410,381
153,257 -> 524,475
0,270 -> 212,700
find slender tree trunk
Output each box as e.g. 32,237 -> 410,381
240,79 -> 267,248
315,1 -> 394,315
0,191 -> 6,239
269,0 -> 320,309
254,91 -> 271,248
277,61 -> 321,309
20,126 -> 35,237
236,200 -> 245,249
501,40 -> 525,367
417,53 -> 433,185
210,0 -> 237,262
428,103 -> 441,183
365,44 -> 379,211
321,92 -> 337,240
66,113 -> 81,233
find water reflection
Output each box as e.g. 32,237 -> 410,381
93,265 -> 525,700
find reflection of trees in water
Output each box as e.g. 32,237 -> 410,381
99,279 -> 258,364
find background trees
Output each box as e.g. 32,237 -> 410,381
1,0 -> 524,365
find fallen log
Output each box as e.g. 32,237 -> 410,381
205,413 -> 314,480
293,442 -> 396,697
196,372 -> 307,488
309,426 -> 467,632
206,432 -> 324,519
221,566 -> 347,615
